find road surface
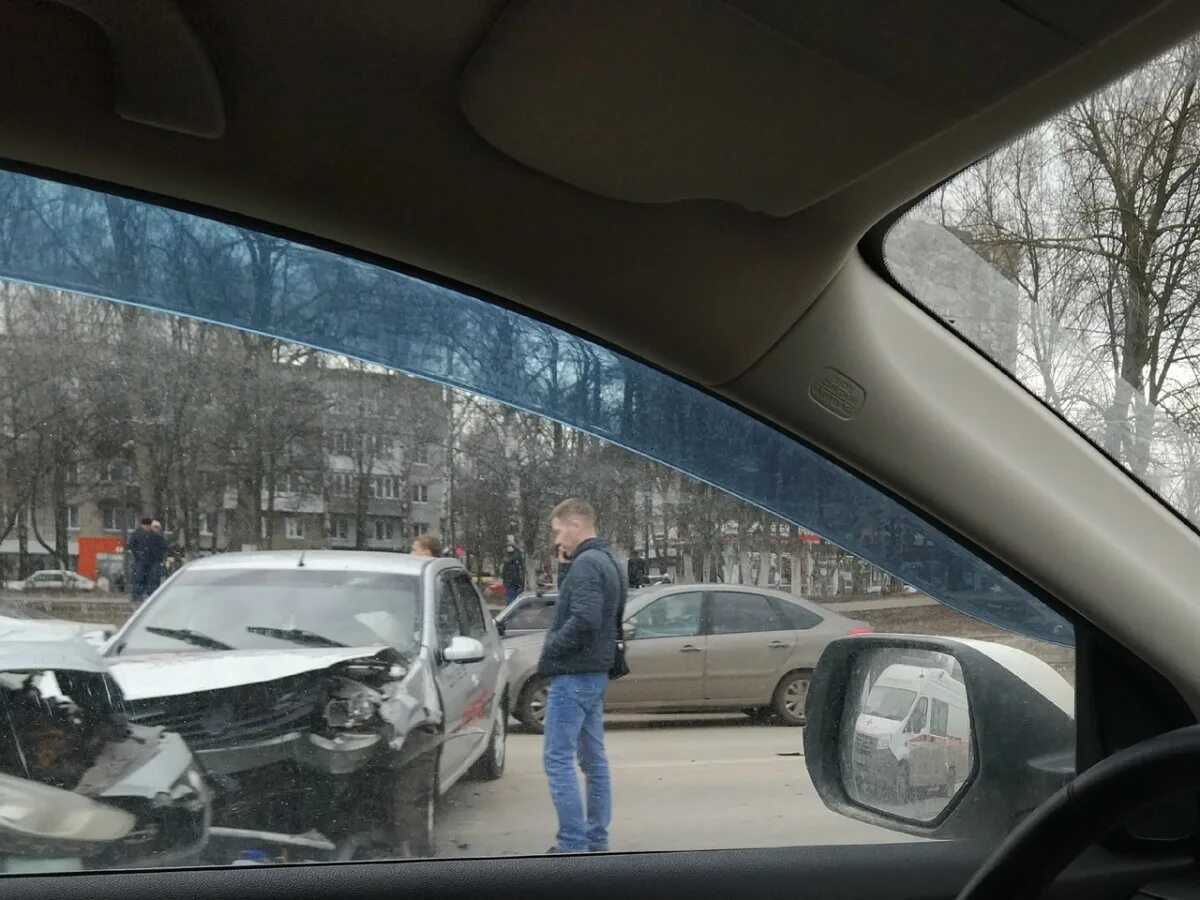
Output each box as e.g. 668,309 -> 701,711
436,714 -> 918,857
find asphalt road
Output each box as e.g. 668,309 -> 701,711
436,714 -> 919,857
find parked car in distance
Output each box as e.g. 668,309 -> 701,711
103,551 -> 509,860
494,591 -> 559,637
0,640 -> 210,872
504,583 -> 871,732
0,598 -> 115,647
4,570 -> 97,593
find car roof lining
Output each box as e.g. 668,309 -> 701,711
2,0 -> 1199,388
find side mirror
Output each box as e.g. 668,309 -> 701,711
443,635 -> 487,664
495,620 -> 507,637
621,622 -> 637,641
804,634 -> 1074,839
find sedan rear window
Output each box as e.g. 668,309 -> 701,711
115,569 -> 421,654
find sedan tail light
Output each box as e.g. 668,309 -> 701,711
846,627 -> 872,636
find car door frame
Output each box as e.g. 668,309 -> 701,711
699,588 -> 797,704
428,566 -> 477,789
605,588 -> 709,710
446,568 -> 504,776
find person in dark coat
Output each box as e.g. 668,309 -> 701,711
627,549 -> 648,589
127,517 -> 167,605
501,541 -> 526,605
538,499 -> 625,854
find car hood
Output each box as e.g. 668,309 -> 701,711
855,714 -> 903,739
109,645 -> 393,700
0,616 -> 113,641
0,638 -> 109,673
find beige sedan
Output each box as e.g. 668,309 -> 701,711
503,584 -> 870,732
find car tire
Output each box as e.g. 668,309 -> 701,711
392,753 -> 438,858
467,697 -> 507,781
517,677 -> 551,734
772,670 -> 811,727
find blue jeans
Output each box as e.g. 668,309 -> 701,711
542,672 -> 611,851
506,583 -> 521,604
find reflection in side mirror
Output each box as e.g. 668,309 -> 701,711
804,634 -> 1074,840
443,635 -> 486,664
840,648 -> 973,823
621,622 -> 637,641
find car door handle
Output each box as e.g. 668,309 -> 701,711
767,640 -> 790,649
679,644 -> 702,652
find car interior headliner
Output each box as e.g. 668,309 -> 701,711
3,0 -> 1200,388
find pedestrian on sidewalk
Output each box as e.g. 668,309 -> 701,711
501,539 -> 526,605
126,517 -> 166,605
538,498 -> 626,854
411,533 -> 443,557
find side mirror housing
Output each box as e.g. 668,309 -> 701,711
495,620 -> 507,637
804,634 -> 1074,839
621,621 -> 637,641
442,635 -> 487,664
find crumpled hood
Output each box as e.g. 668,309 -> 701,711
109,645 -> 392,700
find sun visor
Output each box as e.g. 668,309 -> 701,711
458,0 -> 1067,216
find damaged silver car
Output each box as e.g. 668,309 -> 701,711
0,641 -> 210,873
104,551 -> 509,860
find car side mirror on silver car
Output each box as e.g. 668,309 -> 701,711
443,635 -> 487,664
621,622 -> 637,641
804,634 -> 1074,840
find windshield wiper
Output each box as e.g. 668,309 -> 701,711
246,626 -> 346,648
143,626 -> 233,651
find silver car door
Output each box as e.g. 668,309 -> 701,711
449,571 -> 500,756
703,591 -> 793,703
433,570 -> 473,784
606,591 -> 705,707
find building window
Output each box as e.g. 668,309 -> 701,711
101,507 -> 133,532
411,484 -> 429,503
411,522 -> 429,539
413,444 -> 429,465
374,519 -> 394,542
285,517 -> 303,539
66,505 -> 80,530
371,475 -> 397,499
331,516 -> 349,540
198,514 -> 212,536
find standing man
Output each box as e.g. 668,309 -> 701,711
627,548 -> 647,589
126,518 -> 156,605
538,499 -> 625,854
411,533 -> 443,557
501,539 -> 526,605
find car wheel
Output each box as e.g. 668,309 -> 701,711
468,698 -> 507,781
518,677 -> 550,734
772,670 -> 811,726
392,753 -> 438,858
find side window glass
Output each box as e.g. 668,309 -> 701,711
436,575 -> 463,646
906,696 -> 930,734
931,698 -> 950,737
771,598 -> 823,630
451,573 -> 487,639
627,592 -> 702,638
507,600 -> 555,629
709,592 -> 780,634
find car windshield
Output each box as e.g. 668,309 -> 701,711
115,569 -> 421,654
885,38 -> 1200,532
862,687 -> 918,721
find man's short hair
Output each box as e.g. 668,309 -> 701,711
412,534 -> 443,556
139,517 -> 153,526
551,498 -> 596,524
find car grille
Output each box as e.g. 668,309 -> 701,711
126,675 -> 323,750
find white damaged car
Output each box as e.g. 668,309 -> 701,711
103,551 -> 509,860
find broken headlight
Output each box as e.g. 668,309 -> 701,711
323,678 -> 381,729
0,772 -> 135,846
